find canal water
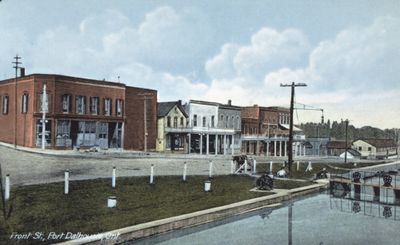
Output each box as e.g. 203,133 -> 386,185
134,192 -> 400,245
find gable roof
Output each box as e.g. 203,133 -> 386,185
355,139 -> 397,148
326,140 -> 350,149
347,149 -> 362,157
158,101 -> 188,118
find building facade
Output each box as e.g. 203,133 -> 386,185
352,139 -> 398,159
156,101 -> 189,152
184,100 -> 241,155
241,105 -> 306,156
0,73 -> 157,151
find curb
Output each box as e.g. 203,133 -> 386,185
57,182 -> 327,245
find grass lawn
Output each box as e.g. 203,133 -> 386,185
0,175 -> 312,244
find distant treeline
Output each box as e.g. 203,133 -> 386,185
299,120 -> 399,141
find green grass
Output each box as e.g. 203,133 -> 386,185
0,175 -> 313,244
0,175 -> 289,244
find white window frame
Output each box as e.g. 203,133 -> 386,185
76,96 -> 86,114
62,94 -> 70,113
21,93 -> 28,113
104,98 -> 111,116
90,97 -> 99,115
2,95 -> 9,114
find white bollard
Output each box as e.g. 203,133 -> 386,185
230,160 -> 235,174
244,160 -> 248,174
5,174 -> 10,201
269,161 -> 273,173
209,161 -> 213,178
150,164 -> 154,184
204,180 -> 211,192
253,159 -> 257,175
112,167 -> 116,188
64,170 -> 69,194
297,161 -> 300,171
183,162 -> 187,182
107,196 -> 117,208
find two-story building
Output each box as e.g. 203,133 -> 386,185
156,101 -> 189,152
184,100 -> 241,155
241,105 -> 306,156
0,73 -> 157,151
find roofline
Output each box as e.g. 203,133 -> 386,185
0,73 -> 126,87
189,99 -> 241,109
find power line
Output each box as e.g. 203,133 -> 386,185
280,82 -> 307,176
12,55 -> 22,149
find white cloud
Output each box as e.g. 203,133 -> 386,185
203,16 -> 400,128
205,44 -> 239,80
111,62 -> 208,102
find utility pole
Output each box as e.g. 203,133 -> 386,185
344,119 -> 349,164
139,93 -> 153,152
12,55 -> 22,149
280,82 -> 307,176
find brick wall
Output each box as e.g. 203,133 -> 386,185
124,86 -> 157,150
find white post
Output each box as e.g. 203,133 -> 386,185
274,141 -> 277,156
230,160 -> 235,174
183,162 -> 187,181
206,134 -> 209,155
188,134 -> 191,154
215,135 -> 218,155
112,167 -> 116,188
150,164 -> 154,184
204,180 -> 211,192
200,134 -> 203,155
266,142 -> 269,157
209,160 -> 213,178
231,135 -> 234,155
280,141 -> 283,156
303,144 -> 306,156
253,159 -> 257,175
297,161 -> 300,171
270,161 -> 273,173
5,174 -> 10,201
284,141 -> 287,157
224,134 -> 227,155
64,170 -> 69,194
41,83 -> 48,150
107,196 -> 117,208
244,159 -> 248,174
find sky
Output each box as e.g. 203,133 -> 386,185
0,0 -> 399,129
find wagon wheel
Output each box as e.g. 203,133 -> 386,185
256,175 -> 273,190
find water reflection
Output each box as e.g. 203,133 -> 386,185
135,191 -> 400,245
330,169 -> 400,223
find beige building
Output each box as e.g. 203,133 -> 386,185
352,139 -> 398,159
156,101 -> 189,152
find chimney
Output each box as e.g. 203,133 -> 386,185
178,100 -> 182,105
227,99 -> 232,106
20,67 -> 25,77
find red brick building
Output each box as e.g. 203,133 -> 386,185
241,105 -> 305,156
0,73 -> 157,151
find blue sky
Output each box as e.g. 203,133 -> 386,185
1,0 -> 399,129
